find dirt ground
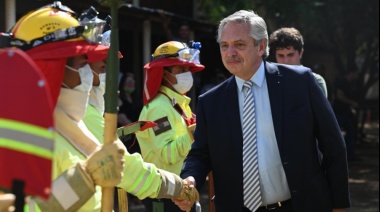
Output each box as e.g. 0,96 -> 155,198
347,123 -> 379,212
129,122 -> 379,212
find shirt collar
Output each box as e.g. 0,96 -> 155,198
159,85 -> 191,106
235,61 -> 265,92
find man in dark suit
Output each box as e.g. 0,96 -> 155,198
174,10 -> 350,212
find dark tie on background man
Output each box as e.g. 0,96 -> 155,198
242,80 -> 262,211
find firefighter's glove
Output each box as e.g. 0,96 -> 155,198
83,141 -> 126,187
157,170 -> 199,211
177,180 -> 200,210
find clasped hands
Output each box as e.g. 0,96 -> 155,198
172,177 -> 199,212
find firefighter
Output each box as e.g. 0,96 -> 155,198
0,2 -> 198,211
0,3 -> 124,211
83,30 -> 112,142
136,41 -> 205,211
82,30 -> 200,210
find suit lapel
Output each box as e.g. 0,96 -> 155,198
265,62 -> 284,150
225,76 -> 243,157
224,64 -> 284,157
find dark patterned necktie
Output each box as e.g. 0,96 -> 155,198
242,80 -> 262,211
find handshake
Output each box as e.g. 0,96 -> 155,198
86,142 -> 200,211
80,141 -> 200,211
157,170 -> 200,212
174,177 -> 200,212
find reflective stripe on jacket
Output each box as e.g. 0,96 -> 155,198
83,102 -> 164,200
136,86 -> 193,175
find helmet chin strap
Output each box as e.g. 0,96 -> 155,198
163,71 -> 178,86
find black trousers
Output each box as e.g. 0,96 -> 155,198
142,198 -> 197,212
242,200 -> 293,212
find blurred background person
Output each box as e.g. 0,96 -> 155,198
333,69 -> 360,161
158,9 -> 192,43
117,72 -> 143,206
313,63 -> 334,104
118,72 -> 142,127
269,27 -> 328,98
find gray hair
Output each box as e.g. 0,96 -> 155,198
217,10 -> 269,58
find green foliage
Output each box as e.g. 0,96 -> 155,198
196,0 -> 379,100
96,0 -> 125,8
196,0 -> 254,23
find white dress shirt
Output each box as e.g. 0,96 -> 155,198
235,61 -> 291,205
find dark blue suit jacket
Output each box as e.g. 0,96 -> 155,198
181,62 -> 350,212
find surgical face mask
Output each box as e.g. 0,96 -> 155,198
93,71 -> 106,95
166,71 -> 193,94
66,64 -> 93,93
98,73 -> 106,94
89,72 -> 106,115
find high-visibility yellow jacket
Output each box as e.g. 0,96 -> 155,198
26,88 -> 166,211
22,128 -> 100,212
83,100 -> 165,201
53,132 -> 102,211
21,88 -> 99,212
54,129 -> 164,210
53,89 -> 102,212
83,104 -> 104,143
136,86 -> 193,175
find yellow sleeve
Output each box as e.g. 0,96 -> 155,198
117,153 -> 162,199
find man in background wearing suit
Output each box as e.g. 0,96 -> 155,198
174,10 -> 350,212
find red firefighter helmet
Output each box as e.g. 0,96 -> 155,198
143,41 -> 205,105
9,2 -> 110,105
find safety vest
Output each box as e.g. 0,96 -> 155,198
158,91 -> 196,127
136,86 -> 194,175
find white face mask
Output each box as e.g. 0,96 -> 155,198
98,73 -> 106,94
167,71 -> 193,94
65,64 -> 93,93
89,72 -> 106,115
92,71 -> 106,95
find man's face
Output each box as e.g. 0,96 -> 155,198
164,65 -> 191,85
170,65 -> 191,75
63,55 -> 87,88
89,60 -> 106,86
275,46 -> 303,65
67,55 -> 87,69
219,22 -> 265,80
